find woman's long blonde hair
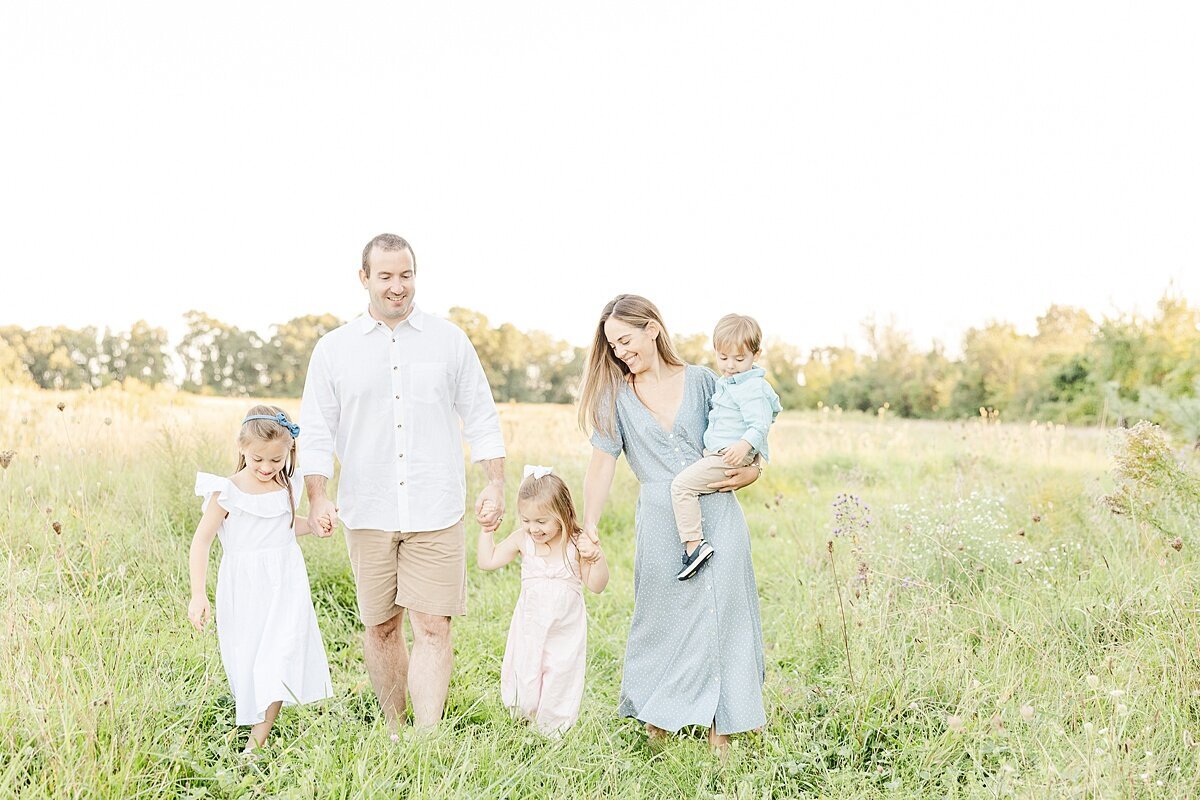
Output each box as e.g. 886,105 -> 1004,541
577,294 -> 684,437
235,404 -> 298,529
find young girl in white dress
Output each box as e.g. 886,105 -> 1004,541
187,405 -> 333,752
476,466 -> 610,737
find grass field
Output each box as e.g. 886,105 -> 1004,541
2,386 -> 1199,798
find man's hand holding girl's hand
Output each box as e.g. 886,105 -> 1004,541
475,484 -> 505,533
310,497 -> 338,538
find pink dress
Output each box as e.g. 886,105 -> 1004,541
500,535 -> 587,736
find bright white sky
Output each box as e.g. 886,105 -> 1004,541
1,2 -> 1197,356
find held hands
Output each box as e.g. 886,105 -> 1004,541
577,526 -> 603,564
475,482 -> 505,533
310,497 -> 338,538
188,595 -> 211,632
721,439 -> 753,467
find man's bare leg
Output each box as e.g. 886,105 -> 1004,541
364,610 -> 409,734
407,610 -> 452,729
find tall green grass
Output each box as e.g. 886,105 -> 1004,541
2,388 -> 1198,798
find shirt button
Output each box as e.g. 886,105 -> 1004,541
391,338 -> 396,343
394,395 -> 400,399
398,453 -> 404,458
399,481 -> 405,486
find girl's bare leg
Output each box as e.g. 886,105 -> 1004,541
245,701 -> 283,751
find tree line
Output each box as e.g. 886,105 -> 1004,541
2,295 -> 1198,439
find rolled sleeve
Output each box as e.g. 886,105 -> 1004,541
298,340 -> 338,478
589,395 -> 624,458
454,333 -> 506,462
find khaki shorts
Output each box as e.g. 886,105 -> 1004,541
345,518 -> 466,625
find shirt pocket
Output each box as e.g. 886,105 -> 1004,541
409,362 -> 452,405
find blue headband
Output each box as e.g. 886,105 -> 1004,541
243,412 -> 300,439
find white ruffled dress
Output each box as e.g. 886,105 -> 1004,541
195,472 -> 332,725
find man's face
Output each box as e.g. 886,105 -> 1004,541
360,247 -> 416,323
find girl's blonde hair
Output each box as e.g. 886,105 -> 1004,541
577,294 -> 684,437
236,404 -> 298,529
517,473 -> 582,572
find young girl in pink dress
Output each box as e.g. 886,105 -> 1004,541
476,466 -> 610,736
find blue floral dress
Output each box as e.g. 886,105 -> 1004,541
591,365 -> 766,734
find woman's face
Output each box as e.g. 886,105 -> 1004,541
604,317 -> 659,375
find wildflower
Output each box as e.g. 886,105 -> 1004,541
1086,675 -> 1100,689
52,521 -> 62,535
0,450 -> 13,469
1108,689 -> 1125,698
56,402 -> 66,412
946,715 -> 964,732
1171,537 -> 1183,551
767,525 -> 777,538
1020,704 -> 1035,721
1116,704 -> 1129,715
103,417 -> 112,426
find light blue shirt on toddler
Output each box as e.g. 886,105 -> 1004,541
702,366 -> 783,462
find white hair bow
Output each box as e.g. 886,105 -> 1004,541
523,464 -> 554,480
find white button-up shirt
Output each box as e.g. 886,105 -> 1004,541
298,306 -> 505,532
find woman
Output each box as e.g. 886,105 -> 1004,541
578,294 -> 766,752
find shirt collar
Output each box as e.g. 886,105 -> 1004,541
357,304 -> 425,334
722,366 -> 765,385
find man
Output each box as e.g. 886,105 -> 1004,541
300,233 -> 505,733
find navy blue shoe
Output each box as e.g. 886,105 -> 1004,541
676,540 -> 714,580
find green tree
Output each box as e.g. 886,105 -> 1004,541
264,314 -> 343,396
100,320 -> 171,386
950,322 -> 1036,417
0,336 -> 33,387
673,333 -> 711,368
177,311 -> 267,396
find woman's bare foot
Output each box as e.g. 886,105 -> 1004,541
707,727 -> 730,758
645,722 -> 669,741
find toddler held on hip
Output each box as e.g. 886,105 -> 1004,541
476,465 -> 609,737
670,314 -> 782,581
187,405 -> 334,752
